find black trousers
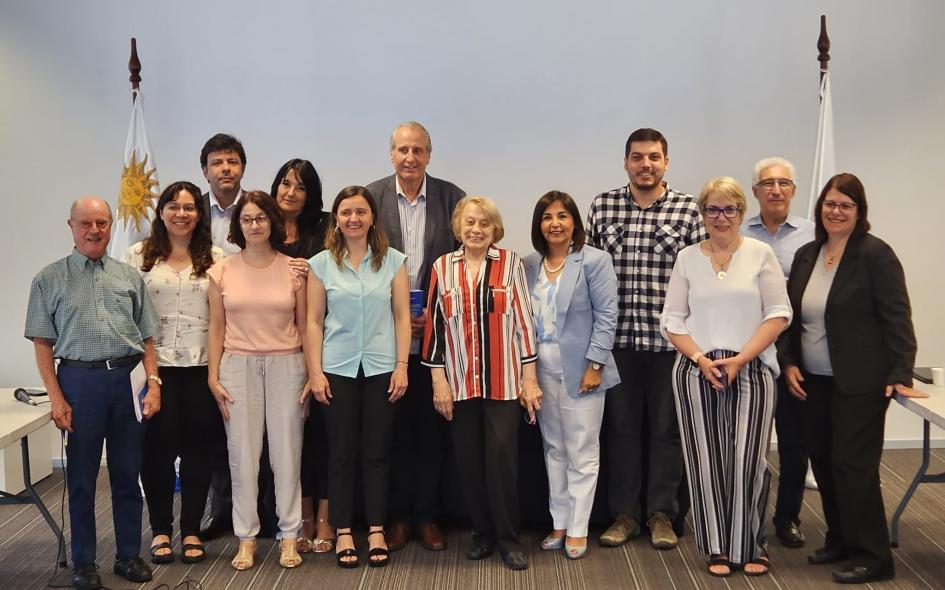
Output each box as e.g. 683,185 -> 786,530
141,366 -> 224,538
300,403 -> 329,500
773,376 -> 809,526
603,349 -> 682,521
325,368 -> 397,529
451,397 -> 521,553
804,373 -> 892,565
388,355 -> 446,524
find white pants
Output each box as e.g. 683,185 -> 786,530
536,343 -> 606,537
220,352 -> 307,540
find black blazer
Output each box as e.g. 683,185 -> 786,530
777,233 -> 916,396
367,173 -> 465,295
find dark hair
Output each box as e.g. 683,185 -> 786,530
140,181 -> 215,277
270,158 -> 328,257
324,186 -> 389,272
625,128 -> 668,158
813,172 -> 871,243
530,190 -> 586,256
200,133 -> 246,169
228,190 -> 286,250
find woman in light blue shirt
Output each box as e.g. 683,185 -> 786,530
523,191 -> 619,559
306,186 -> 411,568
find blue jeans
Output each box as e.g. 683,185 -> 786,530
59,363 -> 144,566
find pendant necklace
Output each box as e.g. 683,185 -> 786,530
543,257 -> 566,273
708,237 -> 740,280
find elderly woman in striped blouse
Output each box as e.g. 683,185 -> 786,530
422,196 -> 541,571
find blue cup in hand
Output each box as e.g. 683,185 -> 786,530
410,290 -> 424,318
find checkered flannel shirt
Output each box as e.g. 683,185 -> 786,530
586,184 -> 706,351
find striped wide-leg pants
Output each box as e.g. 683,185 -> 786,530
672,349 -> 775,565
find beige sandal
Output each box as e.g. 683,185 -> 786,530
280,538 -> 303,568
231,539 -> 256,571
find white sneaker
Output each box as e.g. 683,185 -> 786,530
805,464 -> 818,490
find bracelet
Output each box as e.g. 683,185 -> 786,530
396,360 -> 408,365
690,351 -> 704,364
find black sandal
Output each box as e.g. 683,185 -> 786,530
744,554 -> 770,577
707,555 -> 733,578
150,541 -> 174,564
181,542 -> 206,564
367,530 -> 389,568
335,531 -> 359,569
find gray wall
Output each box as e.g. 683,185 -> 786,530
2,0 -> 943,443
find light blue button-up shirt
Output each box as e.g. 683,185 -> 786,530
309,247 -> 407,378
742,214 -> 815,277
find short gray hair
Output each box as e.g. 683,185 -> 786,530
70,197 -> 113,220
752,157 -> 796,185
389,121 -> 432,153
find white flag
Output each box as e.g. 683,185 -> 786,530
109,89 -> 160,257
808,70 -> 836,219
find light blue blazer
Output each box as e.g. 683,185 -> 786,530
523,245 -> 620,395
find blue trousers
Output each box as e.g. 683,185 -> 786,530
59,363 -> 144,566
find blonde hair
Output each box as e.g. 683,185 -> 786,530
451,196 -> 505,243
698,177 -> 748,213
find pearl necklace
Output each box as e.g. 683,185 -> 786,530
543,257 -> 566,273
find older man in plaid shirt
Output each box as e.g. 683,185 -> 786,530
586,128 -> 705,550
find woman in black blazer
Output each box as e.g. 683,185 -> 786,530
778,173 -> 924,584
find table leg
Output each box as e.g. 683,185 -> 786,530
890,420 -> 930,548
19,437 -> 67,567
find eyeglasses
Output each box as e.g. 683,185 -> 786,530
72,219 -> 112,230
822,200 -> 857,213
703,206 -> 741,219
239,214 -> 270,226
165,203 -> 197,214
757,178 -> 795,190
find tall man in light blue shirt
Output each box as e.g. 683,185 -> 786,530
368,121 -> 465,552
742,157 -> 815,549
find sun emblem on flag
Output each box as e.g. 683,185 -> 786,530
119,152 -> 159,231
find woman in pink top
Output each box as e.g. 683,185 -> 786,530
207,191 -> 312,571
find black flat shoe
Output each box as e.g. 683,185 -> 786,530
335,531 -> 359,569
466,543 -> 495,560
808,546 -> 849,565
71,564 -> 101,590
775,521 -> 805,548
500,549 -> 528,571
150,541 -> 174,564
181,542 -> 207,564
113,557 -> 152,583
832,560 -> 895,584
367,530 -> 390,568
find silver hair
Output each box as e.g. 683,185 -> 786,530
752,157 -> 796,185
389,121 -> 432,153
70,197 -> 113,220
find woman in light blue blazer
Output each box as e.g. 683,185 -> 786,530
523,191 -> 619,559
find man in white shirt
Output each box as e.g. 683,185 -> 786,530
200,133 -> 246,257
742,156 -> 815,549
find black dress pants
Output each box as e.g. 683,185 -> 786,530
773,376 -> 810,527
141,366 -> 224,538
388,355 -> 446,525
451,397 -> 521,553
804,373 -> 892,565
300,403 -> 329,500
325,368 -> 397,528
603,349 -> 682,522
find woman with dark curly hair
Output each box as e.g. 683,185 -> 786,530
123,180 -> 224,565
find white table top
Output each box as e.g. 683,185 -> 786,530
895,383 -> 945,430
0,388 -> 52,451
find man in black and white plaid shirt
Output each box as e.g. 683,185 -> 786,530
586,128 -> 705,551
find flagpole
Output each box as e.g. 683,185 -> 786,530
129,37 -> 141,101
818,15 -> 830,85
807,15 -> 836,219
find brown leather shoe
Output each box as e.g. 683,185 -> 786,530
387,521 -> 411,552
418,523 -> 446,551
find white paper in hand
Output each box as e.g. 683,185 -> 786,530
129,362 -> 148,422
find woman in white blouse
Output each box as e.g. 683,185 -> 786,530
660,177 -> 791,578
124,181 -> 224,565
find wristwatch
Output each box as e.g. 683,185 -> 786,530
148,374 -> 163,386
590,362 -> 603,371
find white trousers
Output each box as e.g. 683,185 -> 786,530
220,352 -> 307,540
536,343 -> 606,537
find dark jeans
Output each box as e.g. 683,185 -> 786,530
141,366 -> 224,539
300,403 -> 329,500
325,368 -> 397,529
804,373 -> 892,565
451,397 -> 521,553
773,376 -> 809,527
603,349 -> 681,522
59,363 -> 144,566
388,355 -> 446,525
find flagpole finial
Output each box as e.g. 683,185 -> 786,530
818,15 -> 831,82
129,38 -> 141,95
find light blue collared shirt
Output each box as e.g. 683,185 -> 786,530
742,214 -> 815,277
309,247 -> 407,378
209,190 -> 243,257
